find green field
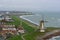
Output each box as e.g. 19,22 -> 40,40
8,16 -> 35,40
7,16 -> 60,40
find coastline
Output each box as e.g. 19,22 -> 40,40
8,16 -> 60,40
20,15 -> 39,26
19,16 -> 39,28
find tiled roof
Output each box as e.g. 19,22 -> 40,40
0,30 -> 17,33
0,25 -> 15,28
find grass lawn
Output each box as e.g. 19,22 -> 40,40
8,34 -> 23,40
12,16 -> 35,32
7,16 -> 35,40
23,27 -> 60,40
7,16 -> 60,40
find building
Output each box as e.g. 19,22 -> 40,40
4,16 -> 14,22
17,26 -> 25,34
0,25 -> 17,35
40,20 -> 45,32
0,13 -> 14,22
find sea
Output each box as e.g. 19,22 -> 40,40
49,36 -> 60,40
20,12 -> 60,40
20,12 -> 60,27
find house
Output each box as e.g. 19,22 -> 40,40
17,26 -> 25,34
0,25 -> 17,35
4,16 -> 14,22
0,14 -> 14,22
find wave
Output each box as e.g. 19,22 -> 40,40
20,16 -> 39,25
49,36 -> 60,40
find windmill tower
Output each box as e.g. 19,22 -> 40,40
39,15 -> 47,32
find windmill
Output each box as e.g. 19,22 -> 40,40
39,14 -> 48,32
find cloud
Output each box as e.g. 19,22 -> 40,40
0,0 -> 60,11
0,5 -> 3,7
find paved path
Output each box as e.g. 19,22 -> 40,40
21,34 -> 27,40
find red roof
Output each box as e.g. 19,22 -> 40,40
0,30 -> 17,34
0,25 -> 15,28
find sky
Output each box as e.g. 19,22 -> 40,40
0,0 -> 60,12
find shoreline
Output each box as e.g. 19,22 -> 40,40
19,16 -> 39,29
20,16 -> 39,26
19,15 -> 60,28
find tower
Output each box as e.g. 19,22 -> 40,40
40,20 -> 45,32
39,15 -> 47,32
